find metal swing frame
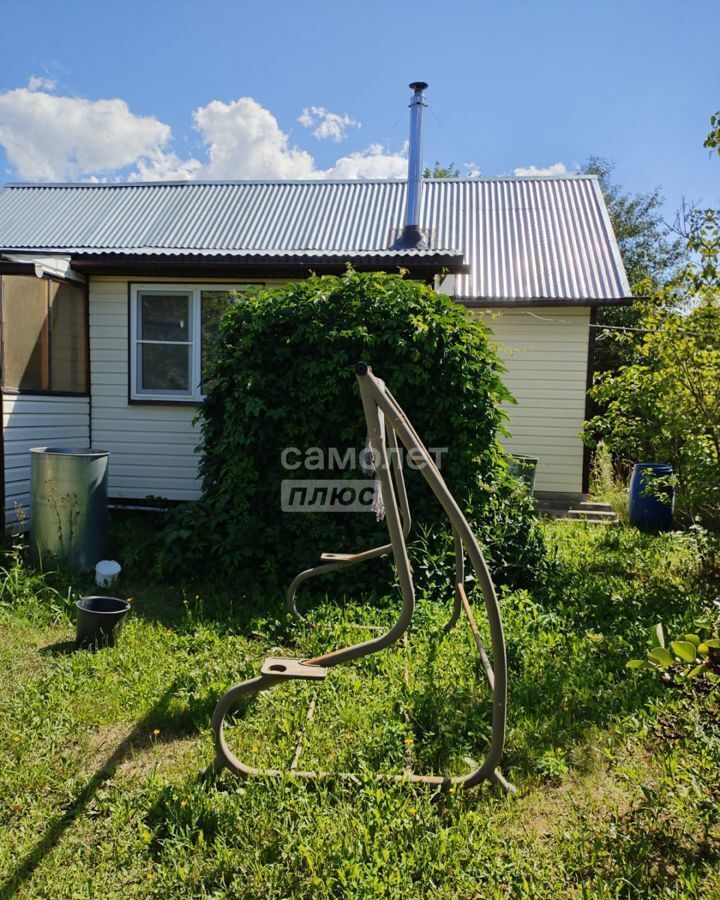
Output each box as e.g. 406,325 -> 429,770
207,364 -> 514,792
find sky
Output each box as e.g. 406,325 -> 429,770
0,0 -> 718,221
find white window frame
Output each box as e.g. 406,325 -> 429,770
130,283 -> 257,402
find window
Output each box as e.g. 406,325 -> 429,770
130,284 -> 256,401
0,274 -> 88,394
136,291 -> 192,395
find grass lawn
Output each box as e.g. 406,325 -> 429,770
0,518 -> 719,898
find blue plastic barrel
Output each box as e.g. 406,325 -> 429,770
628,463 -> 674,532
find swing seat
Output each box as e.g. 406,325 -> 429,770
206,363 -> 513,793
260,658 -> 327,679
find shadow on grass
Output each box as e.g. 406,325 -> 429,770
38,640 -> 76,656
105,507 -> 403,634
0,681 -> 193,900
569,796 -> 720,892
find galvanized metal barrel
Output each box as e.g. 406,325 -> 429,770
30,447 -> 109,570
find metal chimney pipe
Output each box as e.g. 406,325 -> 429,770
392,81 -> 429,250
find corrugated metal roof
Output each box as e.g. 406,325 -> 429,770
0,177 -> 632,301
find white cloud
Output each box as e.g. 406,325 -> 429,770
185,100 -> 400,180
0,86 -> 406,183
0,87 -> 170,180
194,97 -> 316,179
512,162 -> 570,177
27,75 -> 57,92
132,151 -> 202,182
325,143 -> 407,179
298,106 -> 360,142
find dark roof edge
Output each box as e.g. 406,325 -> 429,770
69,252 -> 470,277
0,260 -> 37,275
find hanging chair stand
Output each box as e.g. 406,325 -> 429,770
206,364 -> 514,792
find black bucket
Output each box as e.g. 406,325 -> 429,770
75,596 -> 130,649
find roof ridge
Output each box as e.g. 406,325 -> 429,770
2,174 -> 599,190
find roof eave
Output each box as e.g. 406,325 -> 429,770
458,295 -> 635,308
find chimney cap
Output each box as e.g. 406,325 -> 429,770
409,81 -> 429,92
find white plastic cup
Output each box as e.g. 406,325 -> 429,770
95,559 -> 121,588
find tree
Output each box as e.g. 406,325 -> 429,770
704,111 -> 720,156
583,212 -> 720,527
423,161 -> 460,178
580,157 -> 685,372
582,156 -> 684,291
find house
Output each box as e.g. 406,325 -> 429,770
0,173 -> 631,528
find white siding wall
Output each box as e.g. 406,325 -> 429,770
3,393 -> 90,528
477,308 -> 591,495
89,278 -> 201,501
87,278 -> 590,502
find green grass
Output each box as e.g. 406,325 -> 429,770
0,518 -> 718,898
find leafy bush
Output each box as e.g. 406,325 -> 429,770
161,271 -> 546,589
628,622 -> 720,683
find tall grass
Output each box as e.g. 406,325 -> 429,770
589,441 -> 629,519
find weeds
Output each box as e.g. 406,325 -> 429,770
590,441 -> 629,519
0,538 -> 75,626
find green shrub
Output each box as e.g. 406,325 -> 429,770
160,271 -> 546,590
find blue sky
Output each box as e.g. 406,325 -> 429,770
0,0 -> 718,221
